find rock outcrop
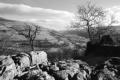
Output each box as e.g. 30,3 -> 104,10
0,50 -> 120,80
91,57 -> 120,80
30,51 -> 48,66
0,51 -> 48,80
0,56 -> 17,80
12,52 -> 31,73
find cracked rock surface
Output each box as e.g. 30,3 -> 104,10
0,51 -> 120,80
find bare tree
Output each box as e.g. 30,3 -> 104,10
11,24 -> 40,51
73,2 -> 105,41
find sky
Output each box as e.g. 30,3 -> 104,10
0,0 -> 120,30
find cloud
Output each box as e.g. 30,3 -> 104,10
0,2 -> 120,30
104,6 -> 120,25
0,2 -> 75,30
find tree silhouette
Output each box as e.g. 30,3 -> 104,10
11,24 -> 40,51
73,2 -> 105,41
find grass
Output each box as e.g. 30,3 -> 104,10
0,40 -> 86,61
0,40 -> 117,66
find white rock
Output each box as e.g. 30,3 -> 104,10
0,56 -> 17,80
30,51 -> 48,65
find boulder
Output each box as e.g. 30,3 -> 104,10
30,51 -> 48,66
49,63 -> 59,72
57,60 -> 80,70
15,69 -> 55,80
72,70 -> 87,80
41,71 -> 55,80
52,60 -> 90,80
92,57 -> 120,80
53,70 -> 69,80
0,56 -> 17,80
12,52 -> 31,73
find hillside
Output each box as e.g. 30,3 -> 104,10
0,17 -> 62,42
62,25 -> 120,39
0,17 -> 89,43
61,29 -> 89,38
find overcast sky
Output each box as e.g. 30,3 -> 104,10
0,0 -> 120,30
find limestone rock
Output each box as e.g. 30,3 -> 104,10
0,56 -> 17,80
92,57 -> 120,80
30,51 -> 48,66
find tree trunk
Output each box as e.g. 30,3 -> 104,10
87,21 -> 92,41
31,41 -> 34,51
29,39 -> 34,51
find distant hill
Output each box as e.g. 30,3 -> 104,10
62,25 -> 120,38
0,17 -> 88,45
0,17 -> 61,42
0,17 -> 15,22
1,17 -> 118,45
61,29 -> 89,38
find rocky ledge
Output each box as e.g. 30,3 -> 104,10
0,51 -> 120,80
